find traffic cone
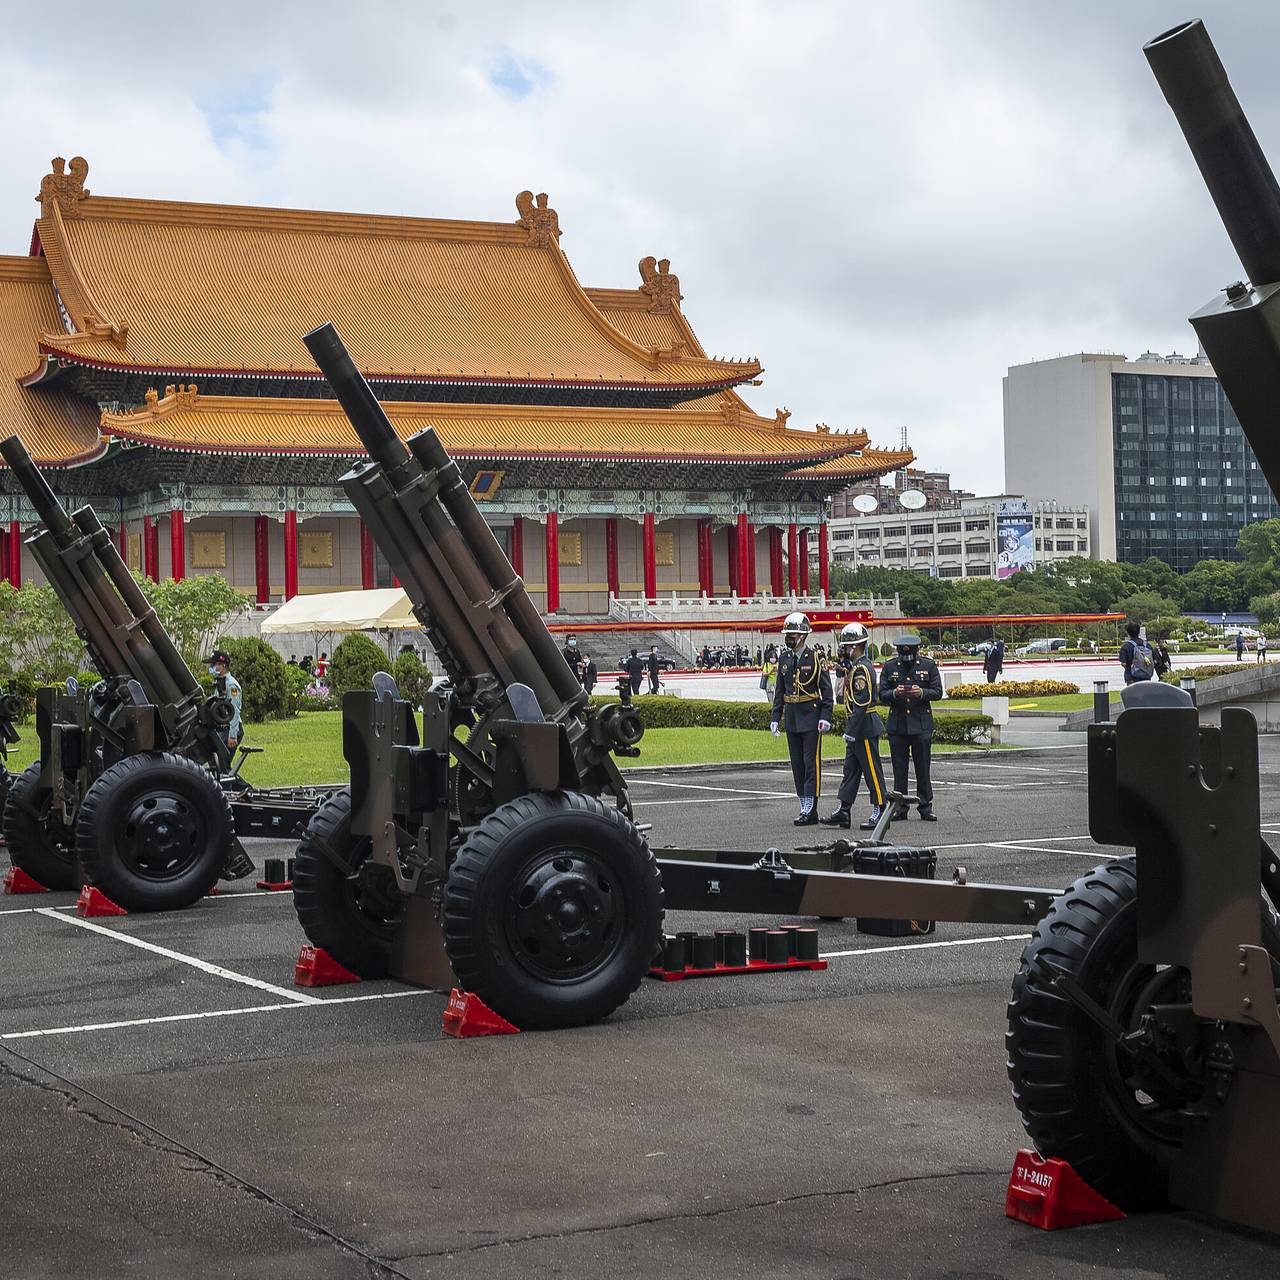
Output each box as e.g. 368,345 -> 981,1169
442,988 -> 520,1038
76,885 -> 127,918
1005,1150 -> 1126,1229
294,945 -> 361,987
3,867 -> 50,895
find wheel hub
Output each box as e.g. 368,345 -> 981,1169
508,851 -> 622,980
120,792 -> 203,878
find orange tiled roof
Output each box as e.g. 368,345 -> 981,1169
99,387 -> 872,466
787,446 -> 916,478
0,256 -> 104,467
31,158 -> 760,392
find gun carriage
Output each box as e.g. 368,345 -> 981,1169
0,435 -> 339,908
0,686 -> 20,815
291,324 -> 1061,1029
1001,18 -> 1280,1232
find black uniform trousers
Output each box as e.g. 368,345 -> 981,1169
836,735 -> 886,810
888,734 -> 933,811
786,728 -> 821,799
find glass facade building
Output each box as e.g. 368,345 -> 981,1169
1112,371 -> 1278,570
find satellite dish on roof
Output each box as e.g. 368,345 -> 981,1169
898,489 -> 927,510
852,493 -> 879,514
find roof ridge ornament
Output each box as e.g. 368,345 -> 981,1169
775,407 -> 792,431
638,256 -> 682,313
515,190 -> 561,247
37,156 -> 90,216
138,384 -> 198,417
720,396 -> 743,428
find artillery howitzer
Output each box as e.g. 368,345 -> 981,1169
0,435 -> 337,908
292,324 -> 1062,1028
1000,18 -> 1280,1234
0,685 -> 21,816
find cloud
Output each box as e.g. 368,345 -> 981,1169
2,1 -> 1278,494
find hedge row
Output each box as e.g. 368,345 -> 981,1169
1160,663 -> 1262,684
588,694 -> 993,745
947,679 -> 1080,699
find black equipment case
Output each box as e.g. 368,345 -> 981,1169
854,845 -> 938,937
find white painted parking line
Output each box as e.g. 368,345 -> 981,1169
947,762 -> 1089,775
989,842 -> 1105,857
1,988 -> 435,1041
629,779 -> 788,798
821,932 -> 1031,959
35,908 -> 321,1005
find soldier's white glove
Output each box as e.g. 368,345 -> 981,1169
770,721 -> 780,737
818,719 -> 831,732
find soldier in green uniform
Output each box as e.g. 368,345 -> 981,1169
820,621 -> 887,830
878,634 -> 942,821
770,612 -> 833,826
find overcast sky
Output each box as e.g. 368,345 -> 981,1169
2,1 -> 1277,493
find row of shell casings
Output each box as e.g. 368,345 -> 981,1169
661,925 -> 820,970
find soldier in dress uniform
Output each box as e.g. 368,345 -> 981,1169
770,612 -> 833,826
820,621 -> 887,830
878,633 -> 942,821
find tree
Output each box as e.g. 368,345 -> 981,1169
328,633 -> 388,698
1115,589 -> 1181,624
0,582 -> 84,681
215,636 -> 289,722
1236,518 -> 1280,567
1252,592 -> 1280,628
1177,559 -> 1246,613
143,575 -> 252,668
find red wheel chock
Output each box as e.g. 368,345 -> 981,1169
3,867 -> 50,895
442,988 -> 520,1038
1005,1149 -> 1126,1230
294,945 -> 361,987
76,885 -> 128,917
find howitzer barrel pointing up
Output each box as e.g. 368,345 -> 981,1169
302,323 -> 408,474
0,435 -> 75,536
1145,19 -> 1280,287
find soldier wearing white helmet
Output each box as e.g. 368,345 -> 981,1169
820,621 -> 887,830
770,612 -> 833,825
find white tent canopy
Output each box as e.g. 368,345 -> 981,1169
260,588 -> 417,635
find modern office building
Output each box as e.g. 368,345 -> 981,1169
827,495 -> 1089,579
1004,351 -> 1278,570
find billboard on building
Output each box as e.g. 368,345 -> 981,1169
996,500 -> 1034,578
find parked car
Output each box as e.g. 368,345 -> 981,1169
618,653 -> 677,671
1014,637 -> 1068,656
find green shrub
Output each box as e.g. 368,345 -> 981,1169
215,635 -> 289,722
947,679 -> 1080,699
328,633 -> 389,698
392,650 -> 433,707
1160,662 -> 1266,684
586,694 -> 992,742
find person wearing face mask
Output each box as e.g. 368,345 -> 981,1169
561,635 -> 583,681
878,634 -> 942,821
205,649 -> 243,756
770,612 -> 833,826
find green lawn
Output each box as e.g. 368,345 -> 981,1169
4,710 -> 1006,786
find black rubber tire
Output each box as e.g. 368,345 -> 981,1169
292,787 -> 405,978
75,753 -> 233,911
443,791 -> 664,1030
1007,855 -> 1280,1209
1,762 -> 76,889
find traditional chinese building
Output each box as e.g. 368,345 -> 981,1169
0,157 -> 912,614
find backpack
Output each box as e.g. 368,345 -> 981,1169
1128,640 -> 1155,682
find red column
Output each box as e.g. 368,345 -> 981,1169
746,521 -> 757,595
770,527 -> 784,595
735,513 -> 750,596
798,528 -> 810,594
642,513 -> 657,600
360,523 -> 375,589
545,513 -> 560,613
726,524 -> 738,594
283,510 -> 299,600
605,517 -> 619,598
818,521 -> 830,598
143,517 -> 158,582
6,520 -> 19,587
0,524 -> 6,586
510,517 -> 525,577
254,515 -> 271,604
169,507 -> 185,582
786,522 -> 798,594
697,522 -> 711,597
118,520 -> 128,561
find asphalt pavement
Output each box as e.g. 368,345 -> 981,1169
3,741 -> 1280,1278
